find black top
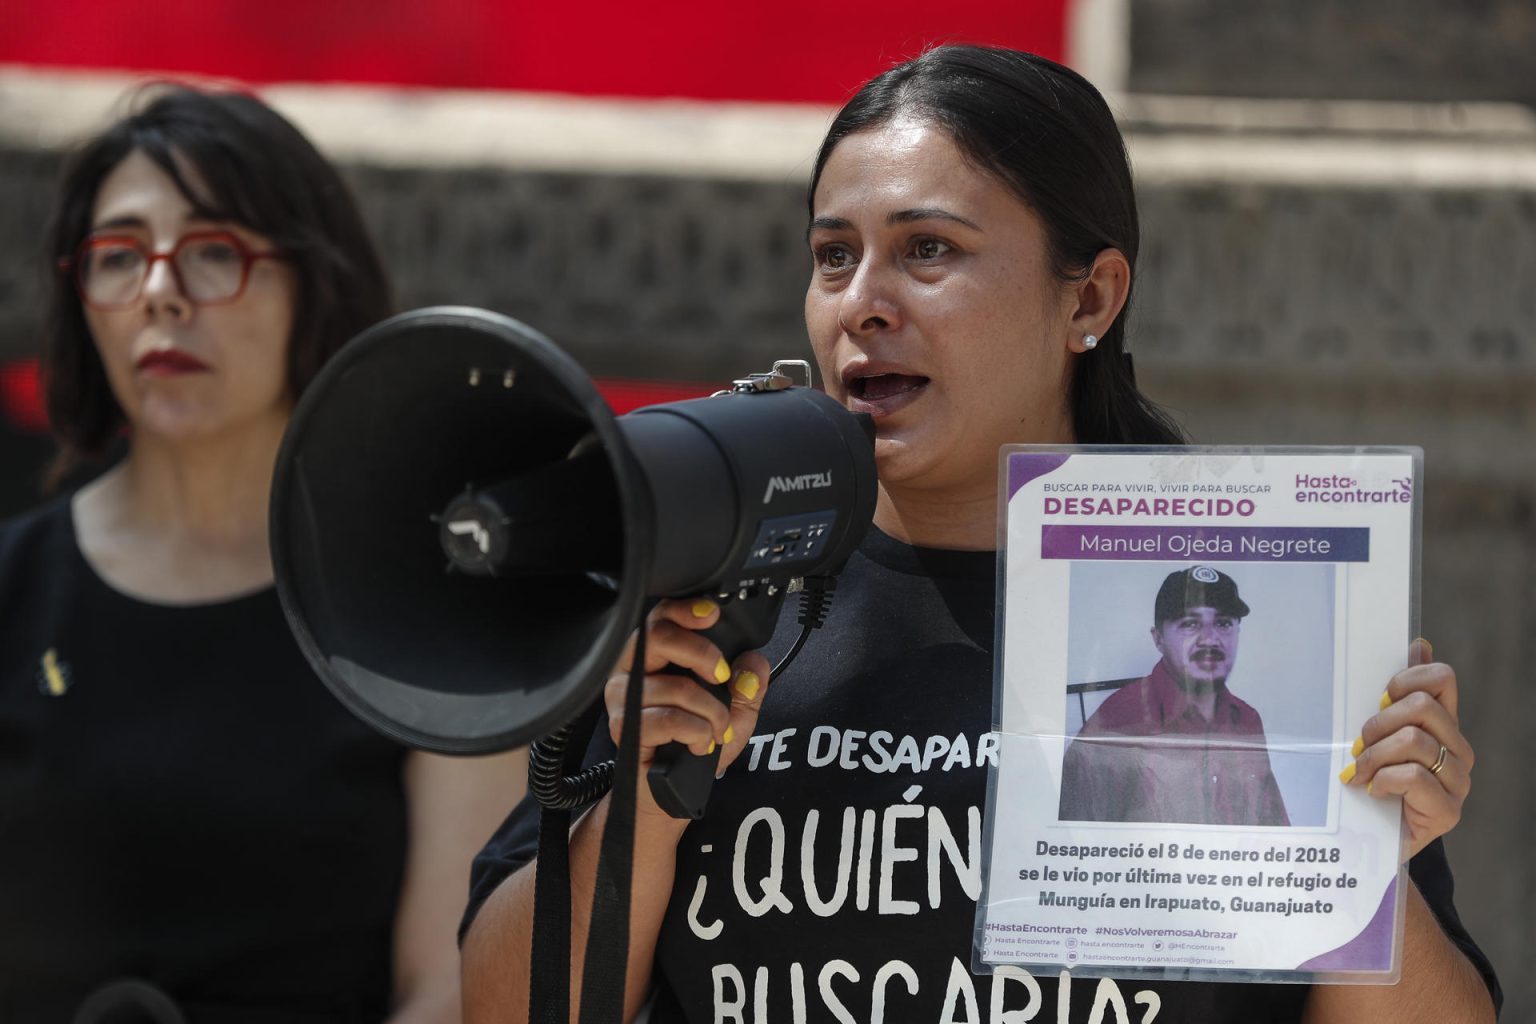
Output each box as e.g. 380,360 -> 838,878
0,497 -> 408,1021
466,526 -> 1501,1022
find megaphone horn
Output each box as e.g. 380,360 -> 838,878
271,307 -> 877,818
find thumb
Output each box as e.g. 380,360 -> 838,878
1409,636 -> 1433,668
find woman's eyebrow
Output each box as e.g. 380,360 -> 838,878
806,209 -> 982,241
888,207 -> 982,231
90,215 -> 149,232
806,215 -> 852,240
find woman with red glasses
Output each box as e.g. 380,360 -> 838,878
0,85 -> 524,1022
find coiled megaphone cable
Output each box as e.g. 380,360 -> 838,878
528,721 -> 614,810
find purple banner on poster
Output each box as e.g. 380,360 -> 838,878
1041,525 -> 1370,562
1007,452 -> 1072,499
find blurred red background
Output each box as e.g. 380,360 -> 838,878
0,0 -> 1065,103
0,1 -> 1066,429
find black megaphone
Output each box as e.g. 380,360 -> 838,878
270,307 -> 877,818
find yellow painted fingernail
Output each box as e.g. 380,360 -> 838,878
724,725 -> 735,744
713,658 -> 731,684
1367,780 -> 1374,796
1379,691 -> 1392,711
692,599 -> 717,619
1351,736 -> 1364,758
707,740 -> 716,754
734,670 -> 760,700
1338,761 -> 1357,785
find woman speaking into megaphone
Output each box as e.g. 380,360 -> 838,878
461,46 -> 1497,1024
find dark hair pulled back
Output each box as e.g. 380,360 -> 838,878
809,44 -> 1184,445
42,84 -> 393,482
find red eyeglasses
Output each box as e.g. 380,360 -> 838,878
59,230 -> 284,310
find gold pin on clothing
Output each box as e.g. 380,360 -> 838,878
38,648 -> 71,697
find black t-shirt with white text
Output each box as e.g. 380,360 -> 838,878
467,527 -> 1498,1023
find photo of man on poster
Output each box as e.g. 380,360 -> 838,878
1058,565 -> 1291,826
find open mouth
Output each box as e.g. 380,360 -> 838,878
849,373 -> 929,402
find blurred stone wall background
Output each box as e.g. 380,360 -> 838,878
2,3 -> 1533,1013
1130,0 -> 1536,105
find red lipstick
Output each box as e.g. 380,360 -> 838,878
135,350 -> 210,376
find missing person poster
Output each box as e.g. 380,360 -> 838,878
976,447 -> 1418,984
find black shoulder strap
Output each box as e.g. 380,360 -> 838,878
527,626 -> 647,1024
576,624 -> 646,1023
529,803 -> 573,1023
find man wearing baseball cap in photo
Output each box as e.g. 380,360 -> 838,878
1058,566 -> 1290,826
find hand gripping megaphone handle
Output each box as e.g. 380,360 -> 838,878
646,590 -> 784,819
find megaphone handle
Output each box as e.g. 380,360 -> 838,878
646,592 -> 782,819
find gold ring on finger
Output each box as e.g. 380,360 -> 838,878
1429,744 -> 1448,776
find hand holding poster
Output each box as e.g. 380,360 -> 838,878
976,447 -> 1417,984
